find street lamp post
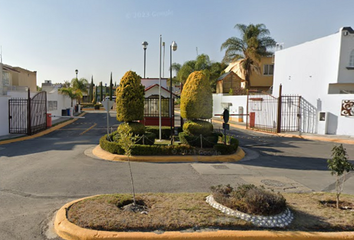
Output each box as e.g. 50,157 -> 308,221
142,41 -> 148,78
170,41 -> 177,145
75,69 -> 78,80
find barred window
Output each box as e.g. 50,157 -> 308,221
48,101 -> 58,111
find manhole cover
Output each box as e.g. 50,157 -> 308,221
260,179 -> 286,187
212,165 -> 229,169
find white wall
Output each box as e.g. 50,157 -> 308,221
0,96 -> 9,135
46,89 -> 73,120
273,28 -> 354,136
318,94 -> 354,135
273,31 -> 341,103
212,94 -> 248,122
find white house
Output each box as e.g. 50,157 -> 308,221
273,27 -> 354,136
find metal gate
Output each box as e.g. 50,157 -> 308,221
247,91 -> 317,134
9,90 -> 47,135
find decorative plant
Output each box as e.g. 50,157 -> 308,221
327,144 -> 354,209
116,71 -> 145,122
180,71 -> 212,120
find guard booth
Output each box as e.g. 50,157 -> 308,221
139,84 -> 176,127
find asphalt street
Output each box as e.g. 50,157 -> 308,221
0,112 -> 353,240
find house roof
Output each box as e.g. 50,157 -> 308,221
224,60 -> 246,80
217,70 -> 245,82
217,72 -> 234,81
2,64 -> 20,73
145,84 -> 177,97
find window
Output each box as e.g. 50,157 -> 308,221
349,50 -> 354,67
263,64 -> 274,76
48,101 -> 58,111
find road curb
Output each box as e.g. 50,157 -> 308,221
54,195 -> 354,240
92,144 -> 246,162
0,112 -> 86,145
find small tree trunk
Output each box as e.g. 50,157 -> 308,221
127,156 -> 136,205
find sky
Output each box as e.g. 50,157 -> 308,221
1,0 -> 354,86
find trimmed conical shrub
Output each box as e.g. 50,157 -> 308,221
116,71 -> 145,122
180,71 -> 212,120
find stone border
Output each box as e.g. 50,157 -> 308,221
54,195 -> 354,240
206,195 -> 293,228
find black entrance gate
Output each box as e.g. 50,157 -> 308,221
9,90 -> 47,135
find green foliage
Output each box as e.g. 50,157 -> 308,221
211,184 -> 287,216
117,123 -> 138,157
116,71 -> 145,122
327,144 -> 354,208
229,88 -> 233,95
180,71 -> 212,119
220,23 -> 276,88
182,120 -> 213,136
178,132 -> 219,148
145,126 -> 172,140
118,122 -> 145,135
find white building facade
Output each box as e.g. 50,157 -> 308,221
273,27 -> 354,136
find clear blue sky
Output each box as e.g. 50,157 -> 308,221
1,0 -> 354,86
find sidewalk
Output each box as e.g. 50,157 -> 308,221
212,116 -> 354,145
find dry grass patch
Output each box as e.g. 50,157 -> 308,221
67,192 -> 354,232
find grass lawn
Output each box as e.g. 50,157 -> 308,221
67,192 -> 354,232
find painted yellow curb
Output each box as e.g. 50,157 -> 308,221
0,113 -> 86,145
92,144 -> 245,162
213,119 -> 354,145
54,196 -> 354,240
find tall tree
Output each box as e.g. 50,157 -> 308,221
89,76 -> 94,103
59,87 -> 81,107
109,72 -> 113,101
100,81 -> 103,102
174,54 -> 225,91
71,77 -> 88,103
220,23 -> 276,88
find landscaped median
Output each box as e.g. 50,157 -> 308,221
92,144 -> 245,162
54,193 -> 354,240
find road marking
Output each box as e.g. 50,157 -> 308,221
80,123 -> 97,135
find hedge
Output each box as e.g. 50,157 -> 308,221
145,126 -> 172,139
179,132 -> 221,148
100,134 -> 239,156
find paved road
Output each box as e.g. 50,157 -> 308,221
0,112 -> 353,240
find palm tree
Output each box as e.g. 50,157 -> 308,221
220,23 -> 276,89
59,87 -> 81,107
71,77 -> 88,103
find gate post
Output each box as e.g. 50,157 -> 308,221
276,84 -> 282,133
27,88 -> 31,135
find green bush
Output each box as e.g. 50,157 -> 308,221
182,120 -> 213,135
180,71 -> 212,120
145,126 -> 172,139
99,136 -> 124,154
179,132 -> 219,148
117,122 -> 145,135
211,184 -> 287,216
116,71 -> 145,122
136,132 -> 156,145
213,137 -> 239,155
100,135 -> 195,156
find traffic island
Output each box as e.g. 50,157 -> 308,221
54,194 -> 354,240
91,144 -> 246,162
